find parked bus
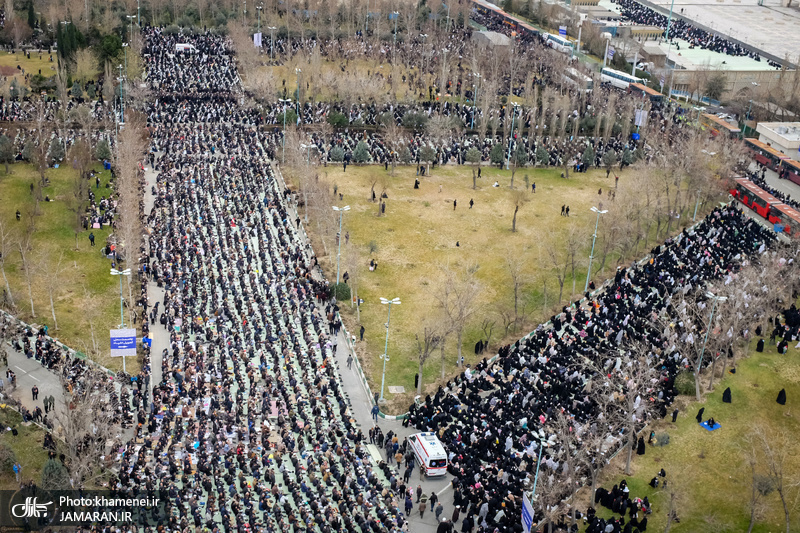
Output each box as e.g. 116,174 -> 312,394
773,202 -> 800,237
744,138 -> 790,171
627,82 -> 663,102
730,177 -> 783,222
562,67 -> 594,92
600,67 -> 644,90
699,113 -> 741,139
779,159 -> 800,187
543,33 -> 574,54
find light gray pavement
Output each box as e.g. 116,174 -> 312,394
759,162 -> 800,199
142,158 -> 168,394
3,345 -> 66,424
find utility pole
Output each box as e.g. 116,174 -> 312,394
505,103 -> 518,170
268,27 -> 276,59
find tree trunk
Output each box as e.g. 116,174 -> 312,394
694,369 -> 702,402
625,434 -> 634,475
26,275 -> 34,317
472,167 -> 476,189
49,290 -> 58,330
417,360 -> 424,396
707,353 -> 718,392
440,336 -> 447,380
1,266 -> 14,309
510,167 -> 515,189
456,328 -> 464,367
512,206 -> 519,232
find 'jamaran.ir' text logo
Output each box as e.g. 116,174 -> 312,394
11,497 -> 52,518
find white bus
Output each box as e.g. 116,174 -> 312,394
175,43 -> 197,53
408,432 -> 448,477
600,67 -> 644,90
563,67 -> 594,92
543,33 -> 574,55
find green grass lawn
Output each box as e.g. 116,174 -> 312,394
303,163 -> 686,412
0,50 -> 58,90
0,162 -> 139,372
584,337 -> 800,532
0,407 -> 49,489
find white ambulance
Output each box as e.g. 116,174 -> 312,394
408,432 -> 448,477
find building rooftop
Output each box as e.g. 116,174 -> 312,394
758,123 -> 800,143
472,31 -> 512,47
596,0 -> 800,67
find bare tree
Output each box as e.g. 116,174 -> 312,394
415,322 -> 444,396
741,429 -> 775,533
511,189 -> 528,233
753,425 -> 800,533
39,248 -> 68,330
17,225 -> 35,318
433,265 -> 481,373
53,372 -> 123,489
0,218 -> 16,309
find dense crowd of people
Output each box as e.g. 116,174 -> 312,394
109,27 -> 413,532
408,204 -> 776,531
613,0 -> 764,62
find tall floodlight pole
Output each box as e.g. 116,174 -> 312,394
279,98 -> 291,163
585,206 -> 608,292
332,206 -> 351,283
257,5 -> 262,38
693,189 -> 702,221
111,268 -> 131,373
118,64 -> 125,125
296,68 -> 302,120
505,103 -> 519,170
663,0 -> 676,96
531,437 -> 550,501
378,297 -> 401,402
392,12 -> 399,64
472,73 -> 481,130
268,27 -> 276,59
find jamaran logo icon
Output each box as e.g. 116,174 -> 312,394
11,497 -> 52,518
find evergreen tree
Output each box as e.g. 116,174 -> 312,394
0,135 -> 14,174
329,146 -> 345,162
582,145 -> 595,168
353,141 -> 370,163
95,139 -> 112,161
27,1 -> 36,29
71,81 -> 82,99
536,144 -> 549,166
41,458 -> 70,490
490,143 -> 505,168
48,138 -> 65,165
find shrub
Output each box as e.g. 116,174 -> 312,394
674,371 -> 695,396
95,139 -> 112,161
41,457 -> 70,490
327,112 -> 348,128
368,240 -> 378,254
654,432 -> 670,447
329,146 -> 345,162
352,141 -> 370,164
332,282 -> 351,302
0,443 -> 16,474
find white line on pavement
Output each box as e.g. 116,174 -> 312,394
28,375 -> 39,382
437,483 -> 453,496
14,365 -> 25,372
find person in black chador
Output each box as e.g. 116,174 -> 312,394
695,407 -> 705,423
722,387 -> 731,403
637,436 -> 646,455
777,388 -> 786,405
756,338 -> 764,352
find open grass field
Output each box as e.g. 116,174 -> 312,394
0,50 -> 57,91
0,407 -> 48,489
0,162 -> 138,373
582,337 -> 800,533
306,163 -> 670,412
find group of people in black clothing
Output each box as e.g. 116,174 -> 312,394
407,205 -> 776,532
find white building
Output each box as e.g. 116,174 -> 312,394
755,122 -> 800,156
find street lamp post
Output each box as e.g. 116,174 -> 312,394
585,206 -> 608,292
471,73 -> 481,130
279,98 -> 291,163
332,205 -> 351,283
127,15 -> 135,42
118,64 -> 125,125
268,27 -> 276,59
505,102 -> 519,170
257,5 -> 262,39
420,34 -> 428,72
662,0 -> 676,95
530,437 -> 552,502
379,297 -> 401,403
110,268 -> 131,373
392,12 -> 399,64
693,189 -> 702,221
295,68 -> 302,121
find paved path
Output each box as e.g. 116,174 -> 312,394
270,158 -> 457,532
142,158 -> 168,393
4,346 -> 66,424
